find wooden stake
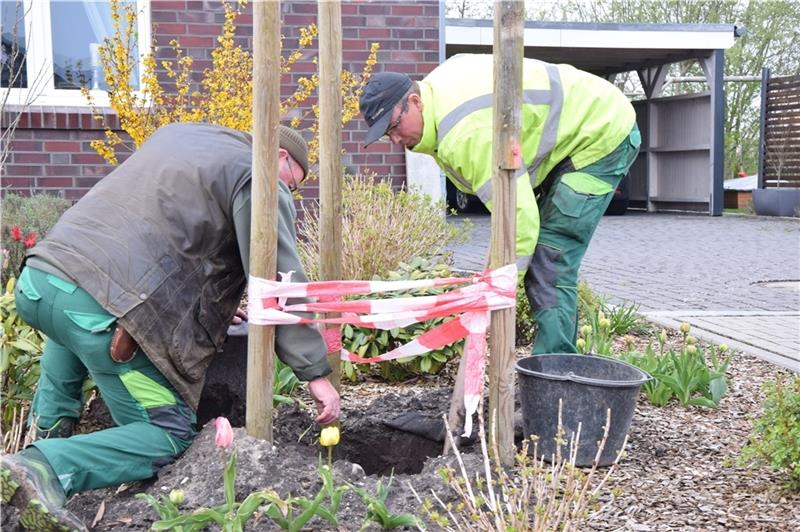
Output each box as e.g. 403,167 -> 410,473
246,0 -> 281,442
318,0 -> 343,392
488,0 -> 523,466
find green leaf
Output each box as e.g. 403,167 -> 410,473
688,396 -> 717,408
431,351 -> 447,363
420,356 -> 432,373
151,508 -> 225,530
709,376 -> 728,405
235,491 -> 270,522
9,338 -> 40,352
273,394 -> 294,405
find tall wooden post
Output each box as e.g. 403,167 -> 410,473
488,0 -> 523,466
318,0 -> 343,391
246,0 -> 281,441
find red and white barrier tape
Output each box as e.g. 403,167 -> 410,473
248,264 -> 517,435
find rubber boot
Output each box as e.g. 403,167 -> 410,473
0,447 -> 87,531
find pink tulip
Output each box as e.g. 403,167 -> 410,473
214,417 -> 233,449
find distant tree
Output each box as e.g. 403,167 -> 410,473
445,0 -> 493,18
444,0 -> 800,179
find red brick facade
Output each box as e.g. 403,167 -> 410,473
2,0 -> 441,201
4,107 -> 127,200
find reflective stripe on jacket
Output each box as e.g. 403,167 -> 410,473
412,54 -> 636,272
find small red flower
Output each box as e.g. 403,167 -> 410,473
10,225 -> 22,242
23,232 -> 37,249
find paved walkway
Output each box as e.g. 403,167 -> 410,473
447,212 -> 800,371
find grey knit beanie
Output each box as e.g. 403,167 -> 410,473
278,126 -> 309,178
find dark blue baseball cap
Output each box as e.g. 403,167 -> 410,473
359,72 -> 412,146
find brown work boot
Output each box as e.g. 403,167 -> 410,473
35,418 -> 77,440
0,448 -> 87,531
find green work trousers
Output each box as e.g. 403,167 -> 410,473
525,125 -> 641,354
14,266 -> 196,496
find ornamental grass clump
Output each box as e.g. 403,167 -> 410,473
297,174 -> 471,281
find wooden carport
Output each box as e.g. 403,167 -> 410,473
410,19 -> 742,215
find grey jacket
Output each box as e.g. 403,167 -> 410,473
30,123 -> 330,409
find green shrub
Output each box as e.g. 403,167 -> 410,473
1,277 -> 46,452
297,174 -> 471,281
515,277 -> 535,347
739,375 -> 800,490
341,257 -> 464,383
1,193 -> 72,284
273,358 -> 300,406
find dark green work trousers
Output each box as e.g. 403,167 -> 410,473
14,266 -> 196,496
525,125 -> 641,354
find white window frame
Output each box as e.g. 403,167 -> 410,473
2,0 -> 150,108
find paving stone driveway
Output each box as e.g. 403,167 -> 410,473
447,212 -> 800,371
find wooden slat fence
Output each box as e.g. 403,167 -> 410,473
759,70 -> 800,188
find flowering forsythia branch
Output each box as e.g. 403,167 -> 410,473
83,0 -> 379,180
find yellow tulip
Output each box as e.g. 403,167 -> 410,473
320,426 -> 340,447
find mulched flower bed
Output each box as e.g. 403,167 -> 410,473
2,330 -> 798,530
586,344 -> 799,531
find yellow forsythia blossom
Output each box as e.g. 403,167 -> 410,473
85,0 -> 379,185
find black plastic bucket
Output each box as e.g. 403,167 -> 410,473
515,354 -> 650,467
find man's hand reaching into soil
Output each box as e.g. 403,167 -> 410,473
308,377 -> 340,425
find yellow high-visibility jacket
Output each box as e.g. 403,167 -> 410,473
411,54 -> 636,272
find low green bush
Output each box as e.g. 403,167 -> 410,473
739,375 -> 800,491
514,278 -> 535,347
1,193 -> 72,284
1,277 -> 46,452
341,257 -> 464,383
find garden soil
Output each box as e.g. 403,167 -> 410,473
2,331 -> 799,530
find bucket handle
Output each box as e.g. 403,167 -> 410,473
518,368 -> 651,387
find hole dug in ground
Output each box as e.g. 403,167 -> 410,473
334,416 -> 442,475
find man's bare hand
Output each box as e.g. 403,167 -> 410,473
308,377 -> 340,425
231,308 -> 247,325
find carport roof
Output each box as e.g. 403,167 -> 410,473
445,19 -> 740,77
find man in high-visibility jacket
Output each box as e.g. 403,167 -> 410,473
359,54 -> 640,354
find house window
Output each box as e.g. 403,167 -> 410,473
1,0 -> 150,106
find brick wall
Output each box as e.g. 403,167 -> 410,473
2,106 -> 129,199
2,0 -> 440,201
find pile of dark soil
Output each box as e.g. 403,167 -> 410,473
3,388 -> 473,531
